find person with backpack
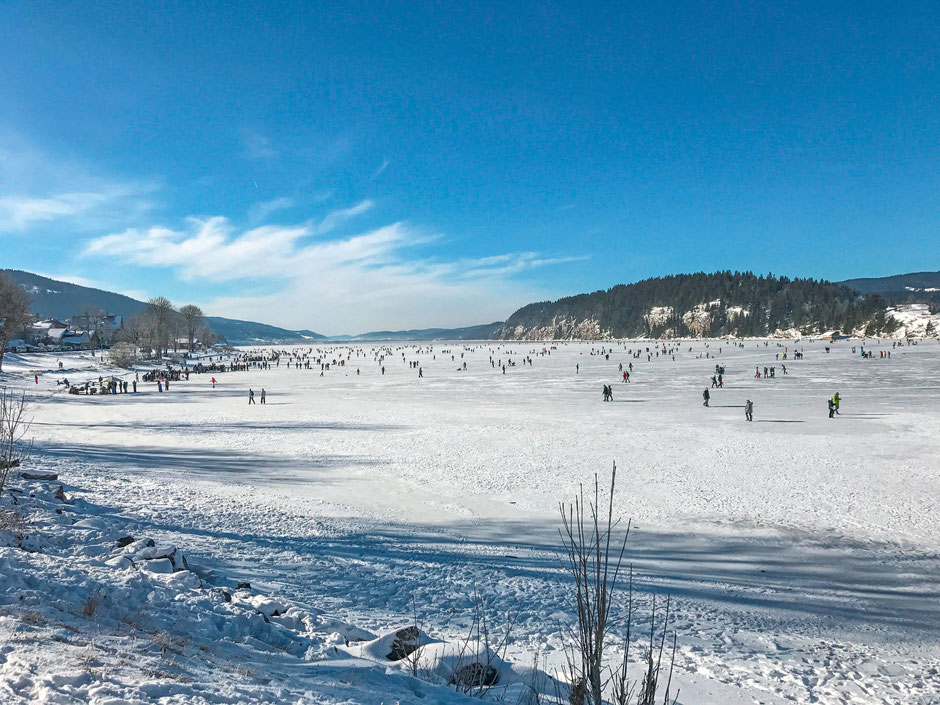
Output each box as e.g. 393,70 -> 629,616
702,388 -> 710,407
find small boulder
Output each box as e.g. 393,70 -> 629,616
452,662 -> 499,688
116,536 -> 135,548
133,543 -> 188,571
387,626 -> 421,661
236,581 -> 251,591
20,472 -> 57,481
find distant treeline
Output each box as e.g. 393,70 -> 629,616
498,271 -> 897,339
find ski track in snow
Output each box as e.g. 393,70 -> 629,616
1,338 -> 939,704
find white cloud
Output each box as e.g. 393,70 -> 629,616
0,135 -> 156,234
83,203 -> 569,334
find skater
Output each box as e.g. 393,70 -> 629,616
260,388 -> 266,404
832,392 -> 841,415
418,367 -> 423,378
211,377 -> 216,388
132,380 -> 137,393
711,375 -> 718,388
702,388 -> 710,407
745,399 -> 753,422
828,397 -> 835,418
249,388 -> 256,405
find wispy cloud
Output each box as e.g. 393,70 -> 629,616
240,128 -> 278,160
248,197 -> 295,224
372,158 -> 389,179
83,203 -> 568,333
0,135 -> 156,234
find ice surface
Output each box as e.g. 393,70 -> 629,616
1,337 -> 938,703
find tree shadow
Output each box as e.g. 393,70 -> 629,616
32,440 -> 383,486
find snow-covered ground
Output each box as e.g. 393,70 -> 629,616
1,338 -> 939,704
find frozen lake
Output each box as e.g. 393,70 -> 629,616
5,337 -> 940,704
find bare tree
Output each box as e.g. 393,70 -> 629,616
109,341 -> 139,368
0,274 -> 33,373
198,325 -> 218,349
0,389 -> 31,495
146,297 -> 176,359
179,305 -> 204,352
79,305 -> 107,355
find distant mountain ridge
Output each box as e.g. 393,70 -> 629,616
1,269 -> 503,343
6,268 -> 937,343
840,272 -> 940,306
2,270 -> 328,344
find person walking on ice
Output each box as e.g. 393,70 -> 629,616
745,399 -> 753,421
260,388 -> 266,404
702,388 -> 710,407
249,388 -> 256,405
832,392 -> 841,415
828,397 -> 835,418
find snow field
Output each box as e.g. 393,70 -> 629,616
1,337 -> 938,703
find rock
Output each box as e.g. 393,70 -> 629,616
132,543 -> 188,571
20,472 -> 57,481
386,626 -> 421,661
452,662 -> 499,688
116,536 -> 135,548
236,581 -> 251,591
52,485 -> 67,502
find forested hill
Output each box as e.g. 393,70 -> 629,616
496,272 -> 896,340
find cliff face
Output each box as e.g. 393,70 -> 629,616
497,316 -> 611,340
495,271 -> 907,340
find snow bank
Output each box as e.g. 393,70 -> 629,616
0,470 -> 547,704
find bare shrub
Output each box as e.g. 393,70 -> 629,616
557,462 -> 678,705
0,388 -> 32,496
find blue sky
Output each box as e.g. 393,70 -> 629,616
1,1 -> 937,334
